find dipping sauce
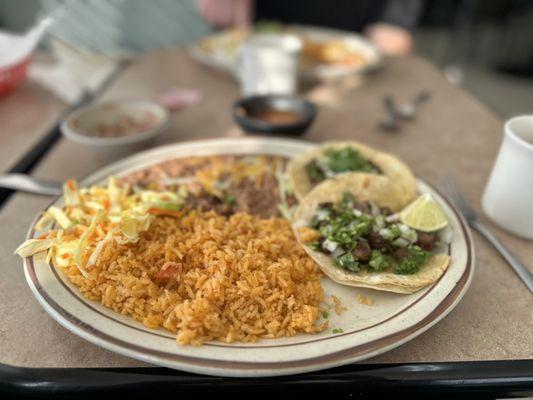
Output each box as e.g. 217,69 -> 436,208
246,109 -> 301,125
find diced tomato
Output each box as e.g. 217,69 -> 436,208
154,262 -> 182,282
147,208 -> 182,218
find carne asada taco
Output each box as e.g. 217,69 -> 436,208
293,179 -> 451,294
287,141 -> 417,211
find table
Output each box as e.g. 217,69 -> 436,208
0,80 -> 67,173
0,48 -> 532,396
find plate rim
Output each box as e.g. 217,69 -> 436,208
22,137 -> 475,377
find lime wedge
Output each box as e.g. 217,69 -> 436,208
400,193 -> 448,232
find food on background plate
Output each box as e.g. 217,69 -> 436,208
293,181 -> 450,294
287,141 -> 417,211
16,173 -> 325,345
197,25 -> 370,69
300,37 -> 366,66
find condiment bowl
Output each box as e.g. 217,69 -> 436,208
61,99 -> 170,152
233,95 -> 317,135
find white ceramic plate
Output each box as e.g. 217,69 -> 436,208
189,25 -> 382,80
23,137 -> 474,377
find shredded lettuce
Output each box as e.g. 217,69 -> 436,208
35,211 -> 55,231
275,166 -> 295,220
87,232 -> 112,266
108,177 -> 123,211
63,180 -> 81,206
73,211 -> 103,277
48,206 -> 72,229
15,238 -> 55,257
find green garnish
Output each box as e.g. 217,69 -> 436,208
309,240 -> 322,251
368,250 -> 390,272
322,311 -> 329,319
335,252 -> 360,272
305,147 -> 379,184
324,147 -> 378,174
223,194 -> 237,207
305,161 -> 325,184
395,245 -> 429,275
154,202 -> 182,212
332,328 -> 343,334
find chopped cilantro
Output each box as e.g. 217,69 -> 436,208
368,250 -> 390,271
223,194 -> 237,207
154,202 -> 182,211
395,245 -> 429,274
306,148 -> 379,185
336,252 -> 360,272
305,160 -> 326,184
332,328 -> 343,334
323,147 -> 378,175
322,311 -> 329,319
308,240 -> 322,251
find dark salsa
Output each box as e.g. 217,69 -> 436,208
305,147 -> 380,185
302,192 -> 440,275
120,155 -> 297,219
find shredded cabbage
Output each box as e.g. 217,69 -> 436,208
87,232 -> 112,266
48,206 -> 72,229
15,238 -> 55,257
16,176 -> 187,276
73,211 -> 103,277
35,211 -> 54,231
63,180 -> 81,206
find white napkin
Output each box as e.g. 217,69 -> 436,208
0,17 -> 52,68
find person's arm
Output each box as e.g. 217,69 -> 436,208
197,0 -> 254,28
365,0 -> 423,55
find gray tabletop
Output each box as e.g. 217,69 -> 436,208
0,49 -> 531,368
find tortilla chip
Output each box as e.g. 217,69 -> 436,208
287,141 -> 417,211
293,177 -> 451,294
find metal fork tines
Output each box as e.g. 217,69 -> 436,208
441,176 -> 533,293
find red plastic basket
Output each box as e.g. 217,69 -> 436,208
0,56 -> 31,97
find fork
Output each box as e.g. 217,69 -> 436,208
441,176 -> 533,293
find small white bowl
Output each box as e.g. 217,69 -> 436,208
61,99 -> 170,152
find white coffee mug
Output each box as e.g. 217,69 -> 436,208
236,33 -> 302,96
482,115 -> 533,239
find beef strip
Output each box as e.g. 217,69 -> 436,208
416,232 -> 439,251
393,247 -> 411,260
354,201 -> 372,215
352,240 -> 371,262
227,175 -> 281,218
185,192 -> 234,216
368,231 -> 389,250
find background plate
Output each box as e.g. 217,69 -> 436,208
188,25 -> 382,81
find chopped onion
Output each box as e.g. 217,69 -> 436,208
322,239 -> 339,252
379,228 -> 392,239
331,247 -> 345,258
385,214 -> 399,223
316,209 -> 330,221
440,227 -> 453,244
393,237 -> 410,247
